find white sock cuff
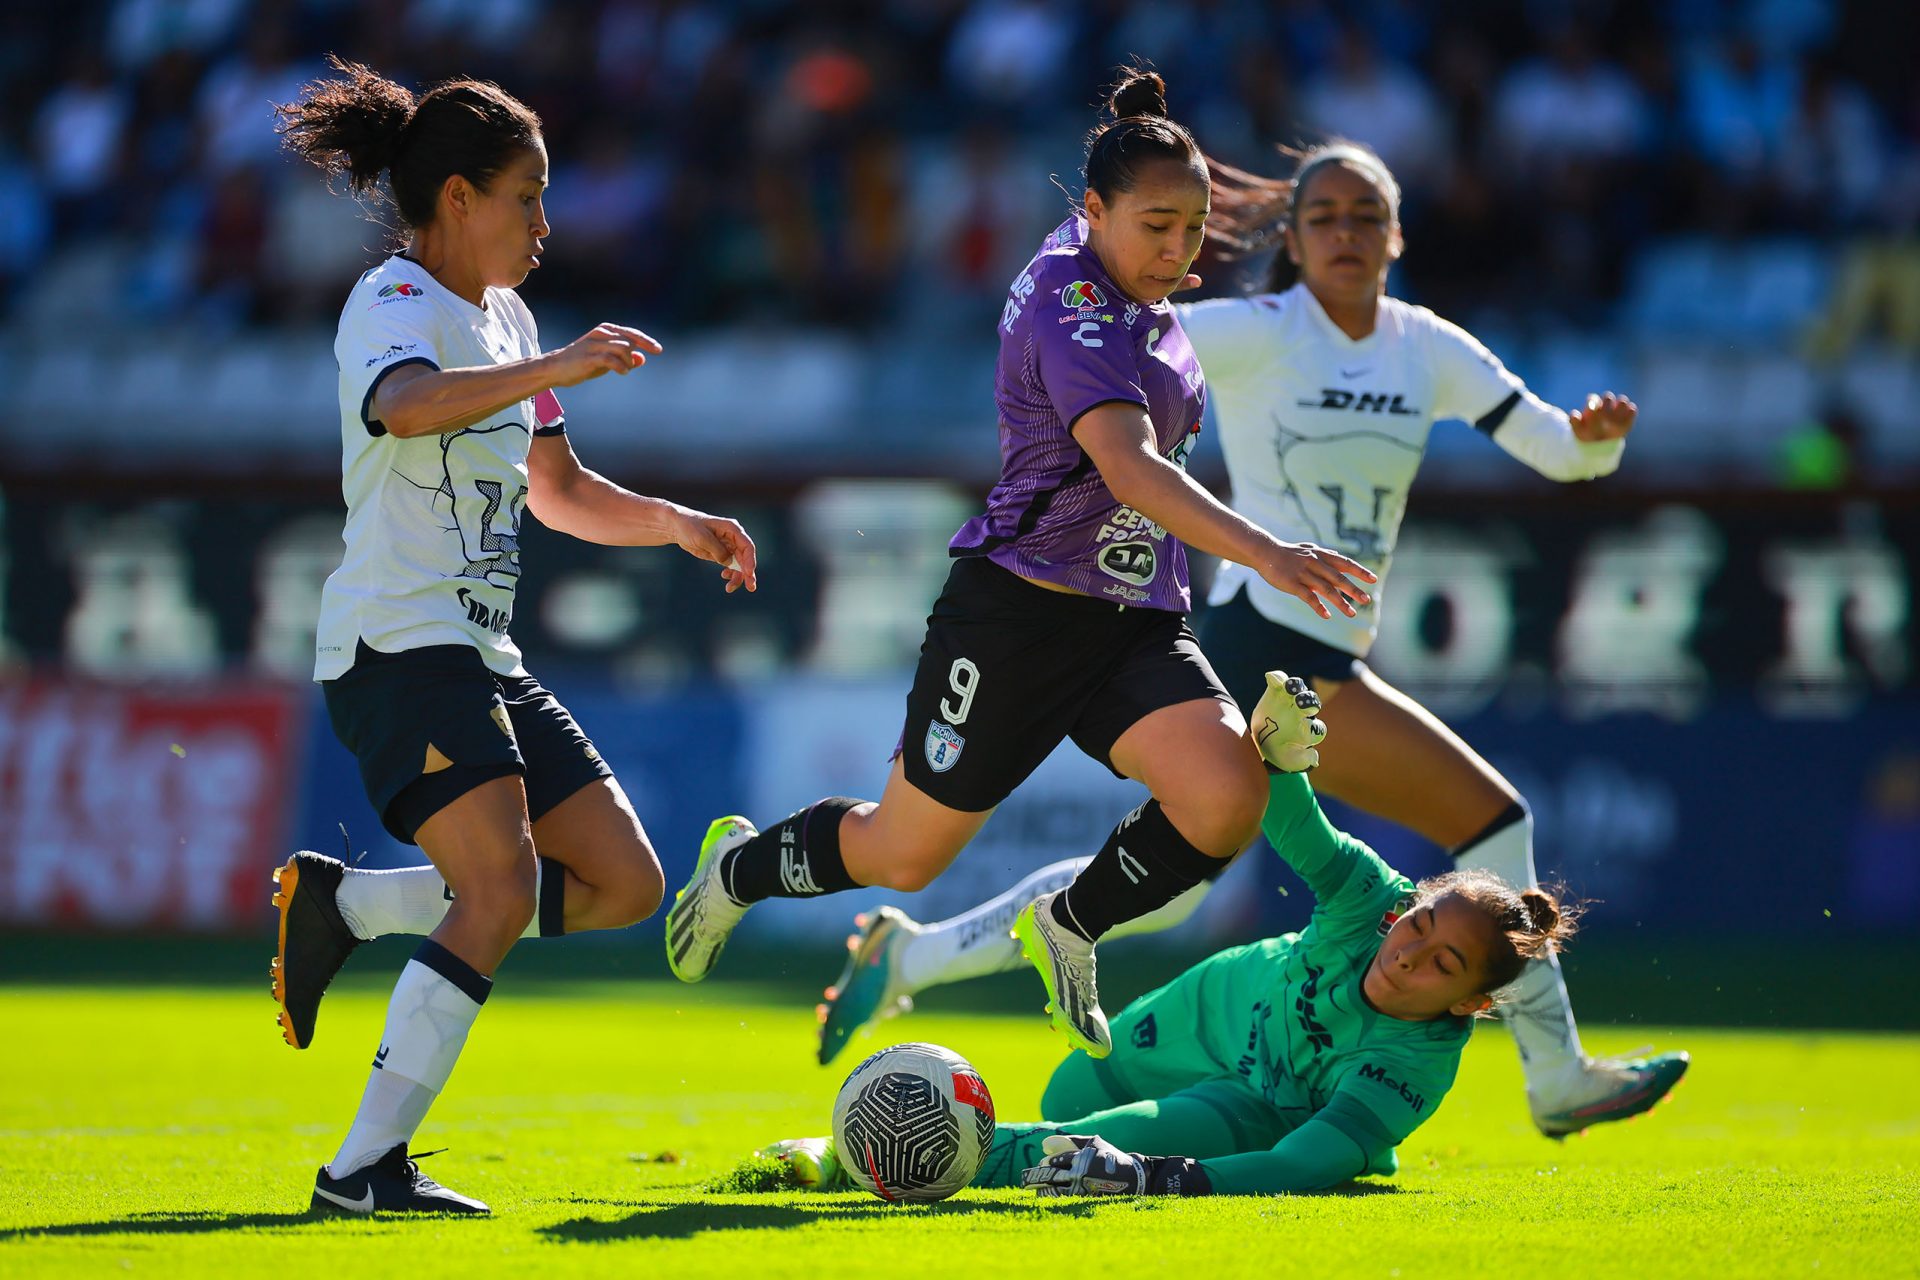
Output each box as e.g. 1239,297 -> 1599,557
1452,802 -> 1536,889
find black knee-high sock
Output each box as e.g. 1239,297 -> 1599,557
538,856 -> 566,937
720,797 -> 864,904
1052,801 -> 1223,942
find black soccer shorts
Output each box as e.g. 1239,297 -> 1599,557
898,556 -> 1234,812
1193,583 -> 1365,713
323,641 -> 613,843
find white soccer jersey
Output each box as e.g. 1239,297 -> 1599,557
314,255 -> 564,681
1179,284 -> 1624,656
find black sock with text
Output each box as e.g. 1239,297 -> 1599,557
1052,800 -> 1222,941
720,797 -> 863,903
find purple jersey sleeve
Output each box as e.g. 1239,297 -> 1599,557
1034,274 -> 1149,429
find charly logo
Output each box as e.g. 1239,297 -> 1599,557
924,721 -> 965,773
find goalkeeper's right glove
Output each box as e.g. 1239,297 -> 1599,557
1020,1134 -> 1213,1198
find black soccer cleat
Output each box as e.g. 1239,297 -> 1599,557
271,851 -> 362,1049
310,1145 -> 490,1216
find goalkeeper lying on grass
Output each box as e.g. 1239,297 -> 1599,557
760,672 -> 1627,1197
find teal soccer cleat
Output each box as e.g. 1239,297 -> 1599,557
1532,1050 -> 1691,1138
816,906 -> 921,1066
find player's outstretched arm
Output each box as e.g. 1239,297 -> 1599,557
1071,403 -> 1376,619
527,432 -> 757,592
371,323 -> 663,439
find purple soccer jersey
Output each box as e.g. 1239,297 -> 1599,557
949,217 -> 1207,611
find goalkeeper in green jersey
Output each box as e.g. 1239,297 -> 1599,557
763,673 -> 1644,1196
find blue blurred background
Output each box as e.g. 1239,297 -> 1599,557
1,0 -> 1914,996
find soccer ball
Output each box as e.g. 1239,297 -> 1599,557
831,1042 -> 995,1202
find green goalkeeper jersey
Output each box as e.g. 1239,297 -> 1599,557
1189,771 -> 1471,1190
1065,772 -> 1471,1193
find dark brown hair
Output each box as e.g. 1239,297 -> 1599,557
1082,68 -> 1205,204
1413,868 -> 1581,998
1202,140 -> 1402,290
275,55 -> 542,230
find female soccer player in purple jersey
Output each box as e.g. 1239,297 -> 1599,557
666,70 -> 1374,1060
809,141 -> 1686,1141
265,58 -> 756,1215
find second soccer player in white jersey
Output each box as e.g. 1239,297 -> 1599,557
813,141 -> 1686,1141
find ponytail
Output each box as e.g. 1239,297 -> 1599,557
277,55 -> 542,231
1413,869 -> 1582,1000
1201,140 -> 1403,292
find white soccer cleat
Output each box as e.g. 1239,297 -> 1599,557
665,816 -> 757,983
1013,891 -> 1111,1058
1530,1049 -> 1691,1139
1250,670 -> 1327,772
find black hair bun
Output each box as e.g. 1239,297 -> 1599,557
1109,69 -> 1168,121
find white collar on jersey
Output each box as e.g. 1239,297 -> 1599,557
1293,282 -> 1382,353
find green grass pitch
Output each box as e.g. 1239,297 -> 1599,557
2,971 -> 1915,1279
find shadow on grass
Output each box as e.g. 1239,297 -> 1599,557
540,1197 -> 1104,1242
0,1211 -> 329,1240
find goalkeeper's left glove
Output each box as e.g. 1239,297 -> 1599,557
1250,670 -> 1327,773
1019,1134 -> 1213,1197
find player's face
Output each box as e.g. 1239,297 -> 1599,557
1285,161 -> 1401,305
1364,893 -> 1496,1020
473,140 -> 551,288
1083,159 -> 1210,304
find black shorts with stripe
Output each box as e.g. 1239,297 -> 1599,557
899,557 -> 1233,812
1191,583 -> 1365,713
323,641 -> 612,843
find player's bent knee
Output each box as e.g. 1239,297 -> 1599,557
453,868 -> 538,939
1161,771 -> 1265,854
612,857 -> 666,924
865,858 -> 946,893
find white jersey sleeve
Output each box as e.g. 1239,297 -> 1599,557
335,282 -> 445,437
1424,313 -> 1624,482
1175,296 -> 1272,390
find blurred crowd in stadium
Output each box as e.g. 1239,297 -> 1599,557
4,0 -> 1917,361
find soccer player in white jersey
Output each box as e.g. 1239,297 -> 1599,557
267,58 -> 756,1215
813,142 -> 1685,1141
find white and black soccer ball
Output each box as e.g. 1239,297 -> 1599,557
831,1042 -> 995,1203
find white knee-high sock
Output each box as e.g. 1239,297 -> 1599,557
894,858 -> 1213,994
336,861 -> 553,941
1453,805 -> 1586,1084
327,941 -> 490,1178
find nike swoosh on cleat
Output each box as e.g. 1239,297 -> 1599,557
314,1184 -> 375,1213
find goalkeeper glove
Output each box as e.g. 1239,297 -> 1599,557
1250,670 -> 1327,772
1019,1134 -> 1212,1197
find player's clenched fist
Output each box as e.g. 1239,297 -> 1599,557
1251,670 -> 1327,772
545,322 -> 664,385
